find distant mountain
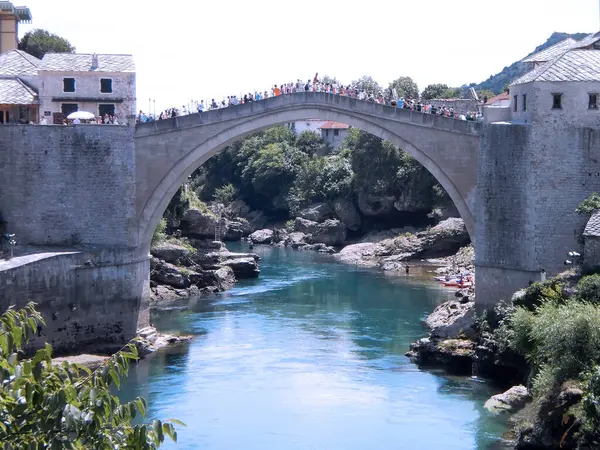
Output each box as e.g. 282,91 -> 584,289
471,32 -> 589,94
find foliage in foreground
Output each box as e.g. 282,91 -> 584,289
492,278 -> 600,438
0,303 -> 182,449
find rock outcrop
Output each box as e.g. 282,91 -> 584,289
308,219 -> 347,247
335,218 -> 470,270
298,202 -> 334,222
484,385 -> 531,414
149,237 -> 260,303
180,208 -> 218,238
332,198 -> 361,231
249,229 -> 274,244
294,217 -> 319,234
425,300 -> 477,340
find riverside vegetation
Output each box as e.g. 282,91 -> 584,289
405,195 -> 600,449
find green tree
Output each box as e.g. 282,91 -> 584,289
477,89 -> 496,103
577,192 -> 600,215
421,83 -> 450,100
389,76 -> 419,99
18,29 -> 75,59
213,183 -> 238,205
350,75 -> 381,95
295,130 -> 327,157
0,303 -> 181,448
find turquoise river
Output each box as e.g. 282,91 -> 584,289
120,244 -> 512,449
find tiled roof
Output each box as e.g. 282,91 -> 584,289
0,50 -> 41,76
584,210 -> 600,237
511,50 -> 600,85
0,77 -> 38,104
318,121 -> 350,129
574,31 -> 600,49
485,92 -> 510,104
522,38 -> 578,63
39,53 -> 135,72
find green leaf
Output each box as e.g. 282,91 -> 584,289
108,368 -> 120,389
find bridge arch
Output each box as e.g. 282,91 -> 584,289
135,94 -> 480,256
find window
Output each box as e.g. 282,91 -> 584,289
0,110 -> 9,124
552,93 -> 562,109
589,94 -> 598,110
99,104 -> 115,117
61,103 -> 78,116
100,78 -> 113,93
513,95 -> 518,112
19,106 -> 30,123
63,78 -> 75,93
522,94 -> 527,112
334,129 -> 339,136
325,129 -> 329,136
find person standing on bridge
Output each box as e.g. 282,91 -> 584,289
273,85 -> 281,96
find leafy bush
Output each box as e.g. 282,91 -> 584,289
284,220 -> 295,233
576,274 -> 600,304
576,192 -> 600,215
583,366 -> 600,426
152,218 -> 167,246
514,278 -> 566,310
213,183 -> 238,205
508,301 -> 600,395
0,303 -> 181,448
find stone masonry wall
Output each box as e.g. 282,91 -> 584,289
0,125 -> 138,248
0,248 -> 149,354
476,122 -> 600,309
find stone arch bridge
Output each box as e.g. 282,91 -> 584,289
134,92 -> 481,254
3,91 -> 594,353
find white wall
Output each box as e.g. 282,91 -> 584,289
36,71 -> 136,125
510,81 -> 600,127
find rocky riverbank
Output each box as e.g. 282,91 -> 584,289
405,269 -> 600,449
335,218 -> 470,271
149,238 -> 260,304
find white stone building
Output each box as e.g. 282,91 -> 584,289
485,31 -> 600,126
0,50 -> 136,125
35,53 -> 136,124
319,121 -> 351,150
287,119 -> 328,134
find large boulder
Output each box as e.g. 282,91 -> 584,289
287,232 -> 308,248
425,300 -> 477,340
189,266 -> 236,291
405,338 -> 474,375
150,257 -> 192,289
150,242 -> 191,265
357,192 -> 396,217
484,385 -> 531,414
223,220 -> 244,241
332,198 -> 361,231
308,219 -> 347,246
416,218 -> 470,258
298,202 -> 334,222
335,243 -> 379,267
219,257 -> 260,278
180,208 -> 217,238
246,210 -> 267,235
249,229 -> 274,244
294,217 -> 319,234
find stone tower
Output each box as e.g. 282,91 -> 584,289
0,1 -> 31,54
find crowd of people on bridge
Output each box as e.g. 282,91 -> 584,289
137,73 -> 483,124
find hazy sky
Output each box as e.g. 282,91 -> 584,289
19,0 -> 600,112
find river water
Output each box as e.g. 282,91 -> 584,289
120,245 -> 512,450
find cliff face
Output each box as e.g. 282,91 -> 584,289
473,32 -> 589,94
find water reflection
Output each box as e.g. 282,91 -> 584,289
120,245 -> 510,449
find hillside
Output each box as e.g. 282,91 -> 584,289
472,32 -> 589,94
